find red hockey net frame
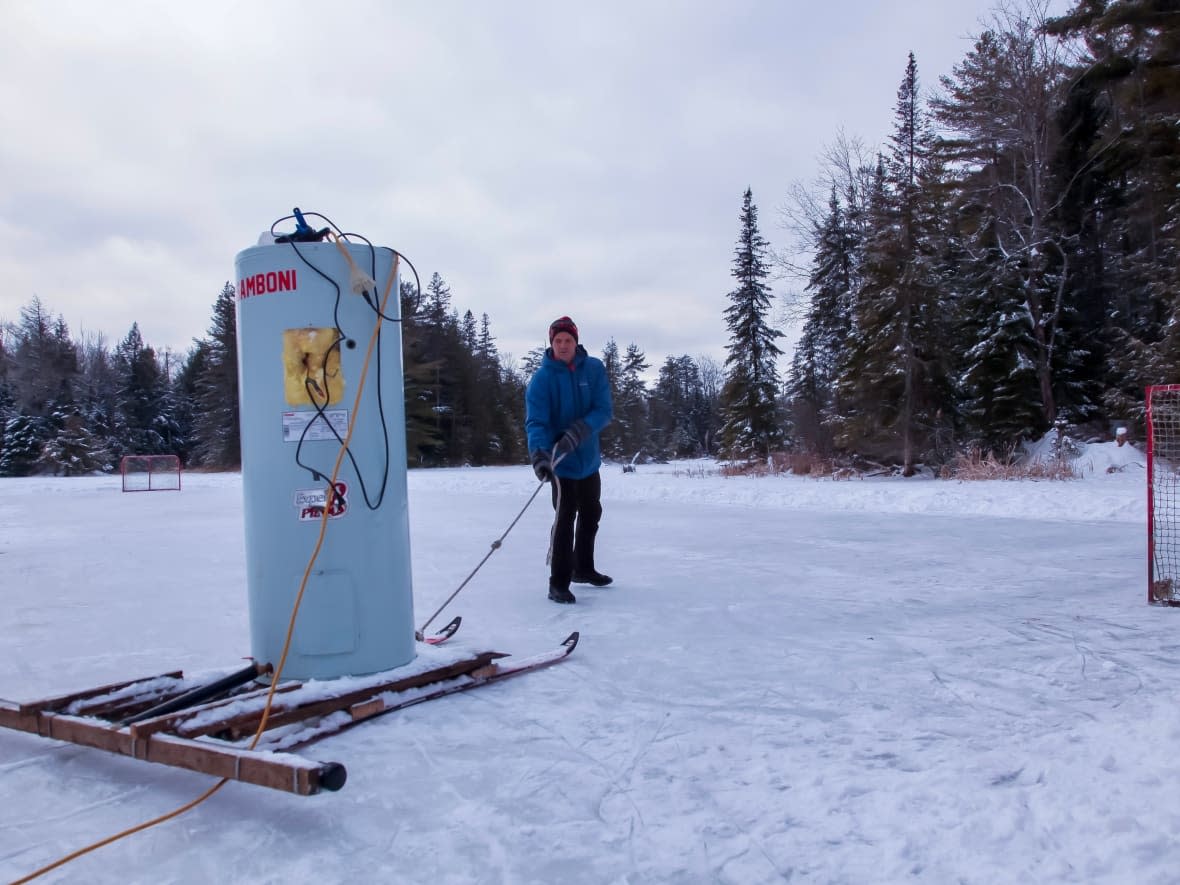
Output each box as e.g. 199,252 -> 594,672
1148,385 -> 1180,604
120,454 -> 182,492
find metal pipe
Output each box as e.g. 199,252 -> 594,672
119,662 -> 270,726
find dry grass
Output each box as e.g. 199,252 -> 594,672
941,448 -> 1078,481
718,451 -> 839,478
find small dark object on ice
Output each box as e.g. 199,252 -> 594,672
548,585 -> 577,604
572,570 -> 613,587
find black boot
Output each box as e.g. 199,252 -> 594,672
548,584 -> 576,604
572,570 -> 613,587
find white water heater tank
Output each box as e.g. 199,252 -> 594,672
233,240 -> 415,680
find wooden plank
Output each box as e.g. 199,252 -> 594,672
172,653 -> 504,740
16,671 -> 184,714
146,733 -> 344,795
38,712 -> 134,754
32,713 -> 342,795
72,685 -> 190,721
0,698 -> 39,733
129,682 -> 302,740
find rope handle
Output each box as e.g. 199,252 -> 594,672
417,451 -> 565,636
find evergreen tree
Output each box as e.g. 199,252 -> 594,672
1047,0 -> 1180,420
833,56 -> 954,475
12,298 -> 78,420
38,407 -> 110,475
460,310 -> 478,350
190,283 -> 241,468
649,355 -> 710,459
598,339 -> 624,459
172,340 -> 211,466
75,333 -> 122,472
0,384 -> 13,470
423,272 -> 452,328
718,188 -> 783,459
113,323 -> 169,455
0,413 -> 44,476
615,343 -> 650,460
475,313 -> 525,463
401,280 -> 445,464
410,273 -> 464,464
785,189 -> 858,454
955,219 -> 1048,454
932,11 -> 1083,431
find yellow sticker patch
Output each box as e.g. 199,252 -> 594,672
282,328 -> 344,406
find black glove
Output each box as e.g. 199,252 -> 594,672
531,449 -> 554,482
554,419 -> 591,457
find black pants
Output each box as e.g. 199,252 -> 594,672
549,471 -> 602,590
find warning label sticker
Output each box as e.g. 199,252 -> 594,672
282,410 -> 349,443
295,481 -> 349,522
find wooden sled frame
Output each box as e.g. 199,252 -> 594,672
0,635 -> 577,797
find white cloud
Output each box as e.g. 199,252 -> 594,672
0,0 -> 1070,374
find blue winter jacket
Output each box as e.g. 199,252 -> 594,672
525,345 -> 613,479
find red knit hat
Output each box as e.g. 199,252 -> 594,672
548,316 -> 579,343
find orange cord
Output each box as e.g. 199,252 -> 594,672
12,243 -> 399,884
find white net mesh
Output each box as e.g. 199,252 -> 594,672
121,455 -> 181,492
1149,386 -> 1180,603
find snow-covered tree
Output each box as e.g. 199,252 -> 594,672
786,188 -> 858,454
0,412 -> 44,476
932,6 -> 1080,429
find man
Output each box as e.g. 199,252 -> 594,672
526,316 -> 614,604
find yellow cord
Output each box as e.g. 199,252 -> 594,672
251,240 -> 398,744
13,242 -> 399,884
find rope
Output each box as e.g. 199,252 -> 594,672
13,244 -> 399,884
417,450 -> 565,636
251,242 -> 397,744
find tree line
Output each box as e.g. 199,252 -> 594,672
0,0 -> 1174,476
0,274 -> 722,475
775,0 -> 1179,473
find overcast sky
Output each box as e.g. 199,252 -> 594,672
0,0 -> 1066,375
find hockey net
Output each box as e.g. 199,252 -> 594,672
1148,385 -> 1180,604
121,454 -> 182,492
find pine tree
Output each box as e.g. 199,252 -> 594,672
75,333 -> 122,472
190,283 -> 241,468
0,413 -> 44,476
932,11 -> 1082,432
113,323 -> 169,455
616,344 -> 650,461
597,339 -> 624,459
423,272 -> 452,328
475,313 -> 524,462
786,189 -> 858,454
172,340 -> 210,466
0,383 -> 13,470
955,219 -> 1048,454
38,407 -> 110,475
411,273 -> 465,464
650,355 -> 710,459
12,298 -> 79,420
1047,0 -> 1180,420
400,280 -> 445,464
833,56 -> 955,475
718,188 -> 783,460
